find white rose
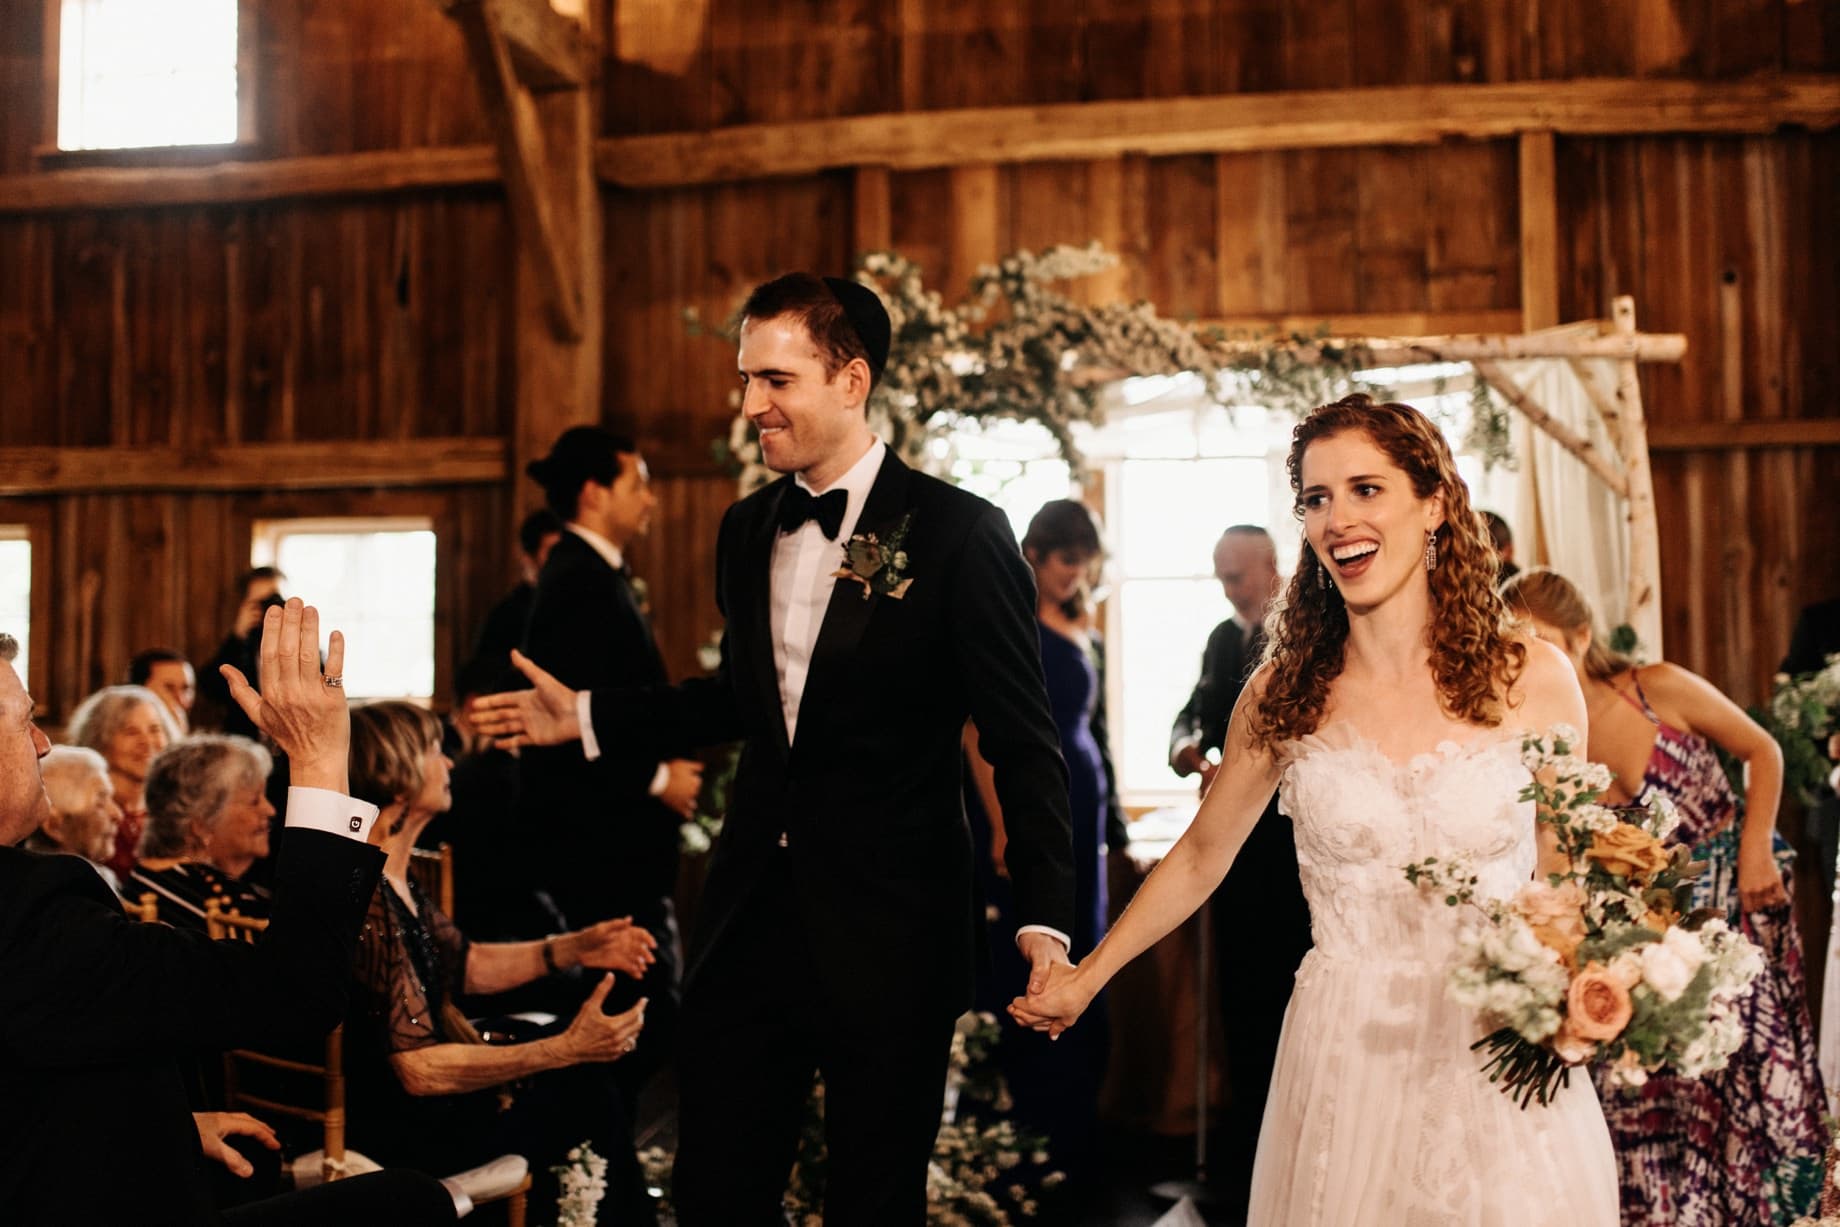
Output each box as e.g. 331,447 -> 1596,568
1639,942 -> 1694,1002
1660,925 -> 1708,975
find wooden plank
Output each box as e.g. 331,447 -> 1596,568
478,0 -> 589,91
594,76 -> 1840,187
852,165 -> 892,255
1645,418 -> 1840,450
0,147 -> 502,213
1518,130 -> 1559,330
0,438 -> 511,494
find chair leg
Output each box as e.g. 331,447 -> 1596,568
506,1187 -> 526,1227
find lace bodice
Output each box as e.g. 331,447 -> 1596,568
1278,724 -> 1534,966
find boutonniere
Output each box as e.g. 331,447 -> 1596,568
833,511 -> 915,600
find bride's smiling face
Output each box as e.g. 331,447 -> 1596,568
1297,429 -> 1444,611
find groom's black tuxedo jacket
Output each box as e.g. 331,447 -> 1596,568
521,529 -> 680,928
0,829 -> 382,1224
587,452 -> 1075,1014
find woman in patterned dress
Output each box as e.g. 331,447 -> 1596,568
1504,568 -> 1826,1225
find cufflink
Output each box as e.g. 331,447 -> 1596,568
349,816 -> 362,832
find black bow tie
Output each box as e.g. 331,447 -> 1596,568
778,486 -> 847,540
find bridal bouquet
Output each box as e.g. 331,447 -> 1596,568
1403,726 -> 1764,1107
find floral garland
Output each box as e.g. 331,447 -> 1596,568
706,242 -> 1515,495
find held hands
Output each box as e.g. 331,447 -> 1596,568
466,650 -> 582,749
567,916 -> 658,978
560,975 -> 647,1063
218,599 -> 349,794
1007,958 -> 1097,1041
193,1111 -> 280,1178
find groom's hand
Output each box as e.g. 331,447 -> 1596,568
467,650 -> 583,749
1017,930 -> 1071,997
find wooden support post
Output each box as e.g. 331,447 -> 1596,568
1518,131 -> 1560,332
1472,360 -> 1628,497
851,166 -> 892,256
1611,296 -> 1663,656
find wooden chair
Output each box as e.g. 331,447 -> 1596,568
119,891 -> 159,923
408,841 -> 455,919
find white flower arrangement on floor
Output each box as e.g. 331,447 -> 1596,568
553,1142 -> 607,1227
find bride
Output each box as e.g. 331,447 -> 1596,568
1012,394 -> 1619,1224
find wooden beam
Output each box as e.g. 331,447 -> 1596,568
448,0 -> 582,341
1213,330 -> 1689,366
595,76 -> 1840,188
1645,418 -> 1840,450
482,0 -> 590,91
0,146 -> 501,214
1201,308 -> 1524,338
1518,131 -> 1560,332
0,439 -> 510,495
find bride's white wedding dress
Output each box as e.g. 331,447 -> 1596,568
1247,724 -> 1619,1226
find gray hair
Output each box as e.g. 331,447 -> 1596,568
66,685 -> 182,756
140,735 -> 272,859
40,746 -> 111,818
0,633 -> 17,663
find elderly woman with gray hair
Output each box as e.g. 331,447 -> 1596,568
26,746 -> 124,891
126,734 -> 275,929
66,683 -> 181,882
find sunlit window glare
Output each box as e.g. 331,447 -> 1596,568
58,0 -> 239,150
0,534 -> 31,690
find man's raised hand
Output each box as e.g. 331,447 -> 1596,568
218,598 -> 349,794
466,650 -> 583,749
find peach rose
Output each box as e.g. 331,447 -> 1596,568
1513,881 -> 1589,966
1550,1018 -> 1595,1066
1566,961 -> 1635,1043
1588,824 -> 1670,882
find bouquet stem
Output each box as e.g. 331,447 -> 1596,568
1472,1028 -> 1573,1109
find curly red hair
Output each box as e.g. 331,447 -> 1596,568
1250,394 -> 1526,750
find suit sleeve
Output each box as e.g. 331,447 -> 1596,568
0,830 -> 382,1068
587,506 -> 748,756
946,506 -> 1076,938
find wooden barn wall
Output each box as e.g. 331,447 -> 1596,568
0,0 -> 1836,718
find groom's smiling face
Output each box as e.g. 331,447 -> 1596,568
738,315 -> 871,485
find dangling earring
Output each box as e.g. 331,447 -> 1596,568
1423,530 -> 1439,573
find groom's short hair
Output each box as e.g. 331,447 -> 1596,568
741,273 -> 886,391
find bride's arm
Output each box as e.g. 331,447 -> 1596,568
1514,637 -> 1590,880
1010,666 -> 1282,1035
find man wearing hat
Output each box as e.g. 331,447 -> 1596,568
474,272 -> 1076,1225
517,427 -> 703,1101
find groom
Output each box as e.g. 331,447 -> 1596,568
473,272 -> 1075,1225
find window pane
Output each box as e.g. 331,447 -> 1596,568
59,0 -> 238,150
1115,459 -> 1269,578
1113,577 -> 1230,794
0,538 -> 30,690
269,530 -> 436,700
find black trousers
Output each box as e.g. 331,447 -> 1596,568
220,1169 -> 456,1226
673,853 -> 958,1227
1211,802 -> 1313,1199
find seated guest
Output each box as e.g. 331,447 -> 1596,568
28,745 -> 124,891
131,647 -> 199,735
66,682 -> 180,882
344,700 -> 660,1226
129,735 -> 275,929
0,609 -> 457,1224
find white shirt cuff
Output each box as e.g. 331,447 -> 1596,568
284,787 -> 380,844
648,763 -> 671,796
577,690 -> 600,761
1016,924 -> 1071,952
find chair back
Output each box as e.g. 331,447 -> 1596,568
120,892 -> 159,923
205,901 -> 348,1182
409,841 -> 456,919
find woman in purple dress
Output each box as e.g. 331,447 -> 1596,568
1505,569 -> 1826,1225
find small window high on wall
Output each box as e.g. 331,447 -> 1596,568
55,0 -> 244,151
251,519 -> 437,701
0,529 -> 31,690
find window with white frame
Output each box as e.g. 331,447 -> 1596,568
939,368 -> 1524,807
57,0 -> 241,151
251,519 -> 437,701
0,529 -> 31,690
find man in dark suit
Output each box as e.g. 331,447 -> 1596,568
473,273 -> 1075,1226
515,426 -> 703,1094
0,606 -> 454,1225
1169,525 -> 1312,1210
456,508 -> 564,704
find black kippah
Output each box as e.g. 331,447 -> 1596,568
822,276 -> 891,375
